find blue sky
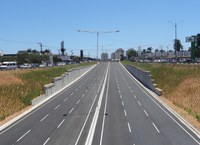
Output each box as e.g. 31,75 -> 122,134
0,0 -> 199,58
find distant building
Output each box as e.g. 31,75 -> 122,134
0,51 -> 3,56
101,53 -> 108,61
111,52 -> 115,60
115,48 -> 124,60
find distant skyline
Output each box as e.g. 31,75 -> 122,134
0,0 -> 199,58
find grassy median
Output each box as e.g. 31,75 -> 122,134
0,62 -> 96,121
122,61 -> 200,123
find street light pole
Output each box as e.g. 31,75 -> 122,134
77,30 -> 119,60
38,43 -> 43,55
168,21 -> 183,59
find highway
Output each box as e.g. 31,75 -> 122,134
0,62 -> 200,145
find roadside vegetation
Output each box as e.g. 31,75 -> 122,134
0,62 -> 96,121
122,61 -> 200,123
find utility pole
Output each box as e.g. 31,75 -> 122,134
77,30 -> 119,60
168,21 -> 183,60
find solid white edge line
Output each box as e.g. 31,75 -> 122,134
17,129 -> 31,142
100,64 -> 110,145
120,62 -> 200,143
75,64 -> 106,145
74,95 -> 98,145
85,62 -> 109,145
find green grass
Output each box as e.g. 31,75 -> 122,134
0,62 -> 96,120
17,62 -> 96,105
122,61 -> 200,122
122,61 -> 200,96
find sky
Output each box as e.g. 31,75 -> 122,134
0,0 -> 199,58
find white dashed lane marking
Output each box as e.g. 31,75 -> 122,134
152,122 -> 160,133
17,130 -> 31,142
144,109 -> 149,117
54,104 -> 60,110
40,114 -> 49,122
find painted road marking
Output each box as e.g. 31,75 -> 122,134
144,110 -> 149,117
43,137 -> 50,145
124,110 -> 127,116
69,107 -> 74,114
122,101 -> 124,106
138,101 -> 141,106
82,94 -> 85,98
127,122 -> 132,133
40,114 -> 49,122
76,99 -> 81,105
17,130 -> 31,142
152,123 -> 160,133
54,104 -> 60,110
57,119 -> 65,128
64,97 -> 68,102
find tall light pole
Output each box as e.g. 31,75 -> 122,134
168,21 -> 183,59
38,43 -> 43,55
77,30 -> 119,60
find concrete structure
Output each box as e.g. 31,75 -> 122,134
111,52 -> 115,60
115,48 -> 124,60
101,53 -> 108,61
124,64 -> 162,96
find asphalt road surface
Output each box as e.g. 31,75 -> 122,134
0,62 -> 199,145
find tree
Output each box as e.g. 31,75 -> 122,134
61,47 -> 66,56
27,48 -> 32,54
147,47 -> 152,53
43,49 -> 51,55
126,48 -> 137,60
195,34 -> 200,58
174,39 -> 183,52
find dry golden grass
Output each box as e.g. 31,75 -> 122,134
169,78 -> 200,116
160,96 -> 200,131
0,70 -> 23,86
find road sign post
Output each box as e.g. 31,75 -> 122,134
186,36 -> 196,62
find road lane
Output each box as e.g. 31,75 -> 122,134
0,61 -> 199,145
93,62 -> 199,145
0,62 -> 108,145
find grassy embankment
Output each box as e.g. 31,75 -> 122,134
122,61 -> 200,123
0,62 -> 96,121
